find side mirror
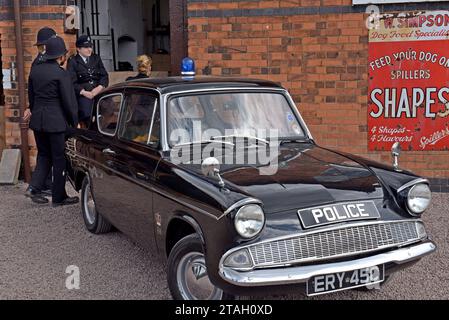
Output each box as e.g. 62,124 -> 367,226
391,142 -> 402,171
201,157 -> 225,188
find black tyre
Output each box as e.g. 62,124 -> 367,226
81,176 -> 113,234
167,234 -> 234,300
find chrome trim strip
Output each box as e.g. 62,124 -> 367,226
161,92 -> 169,151
147,100 -> 158,145
223,198 -> 263,216
397,178 -> 430,193
219,241 -> 436,287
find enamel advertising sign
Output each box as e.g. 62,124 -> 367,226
368,11 -> 449,151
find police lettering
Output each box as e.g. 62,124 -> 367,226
312,203 -> 369,224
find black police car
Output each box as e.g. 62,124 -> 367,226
66,76 -> 435,300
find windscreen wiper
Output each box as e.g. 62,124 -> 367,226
279,137 -> 310,145
173,140 -> 235,148
211,135 -> 269,145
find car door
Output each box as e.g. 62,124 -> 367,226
88,91 -> 126,228
104,88 -> 162,251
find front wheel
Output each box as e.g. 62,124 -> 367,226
81,176 -> 113,234
167,234 -> 234,300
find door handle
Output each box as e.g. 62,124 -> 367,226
102,148 -> 116,156
136,172 -> 151,181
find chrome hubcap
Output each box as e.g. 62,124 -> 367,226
177,252 -> 223,300
84,180 -> 96,225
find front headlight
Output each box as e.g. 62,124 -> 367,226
234,204 -> 265,239
407,183 -> 431,215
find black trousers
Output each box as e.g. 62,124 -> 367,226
30,171 -> 52,191
31,131 -> 68,203
78,96 -> 94,125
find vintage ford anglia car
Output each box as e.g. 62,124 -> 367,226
66,76 -> 436,300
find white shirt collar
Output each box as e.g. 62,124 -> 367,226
80,54 -> 89,64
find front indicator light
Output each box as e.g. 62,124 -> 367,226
223,249 -> 253,269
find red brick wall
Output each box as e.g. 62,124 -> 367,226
0,3 -> 76,167
187,0 -> 449,179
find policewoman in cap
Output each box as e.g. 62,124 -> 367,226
24,27 -> 57,201
67,35 -> 109,127
28,36 -> 79,207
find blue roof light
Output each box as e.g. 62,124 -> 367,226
181,57 -> 196,77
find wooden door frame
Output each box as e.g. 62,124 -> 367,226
169,0 -> 188,76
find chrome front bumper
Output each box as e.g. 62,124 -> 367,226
219,241 -> 436,287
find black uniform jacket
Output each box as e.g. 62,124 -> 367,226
67,53 -> 109,95
31,53 -> 45,67
126,73 -> 149,81
28,60 -> 79,133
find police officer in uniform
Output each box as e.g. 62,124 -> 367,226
67,35 -> 109,127
32,27 -> 57,67
27,36 -> 79,207
24,27 -> 57,202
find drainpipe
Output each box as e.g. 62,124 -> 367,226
13,0 -> 31,182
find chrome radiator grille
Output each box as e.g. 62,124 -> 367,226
65,138 -> 76,155
248,221 -> 421,267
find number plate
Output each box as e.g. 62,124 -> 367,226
298,201 -> 380,229
306,265 -> 385,296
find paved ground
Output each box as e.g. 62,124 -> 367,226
0,183 -> 447,300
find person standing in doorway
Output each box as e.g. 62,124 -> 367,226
67,35 -> 109,128
27,36 -> 79,207
126,55 -> 152,81
24,27 -> 57,203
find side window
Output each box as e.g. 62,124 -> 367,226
97,94 -> 123,136
119,93 -> 160,146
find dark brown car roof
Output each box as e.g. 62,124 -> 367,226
106,76 -> 284,95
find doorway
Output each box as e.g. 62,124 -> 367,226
0,36 -> 5,152
76,0 -> 187,76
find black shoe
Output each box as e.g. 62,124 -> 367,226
25,187 -> 49,204
52,196 -> 80,208
41,189 -> 52,197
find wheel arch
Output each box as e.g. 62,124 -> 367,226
165,214 -> 205,257
74,169 -> 88,191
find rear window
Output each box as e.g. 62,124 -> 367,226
97,94 -> 123,136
